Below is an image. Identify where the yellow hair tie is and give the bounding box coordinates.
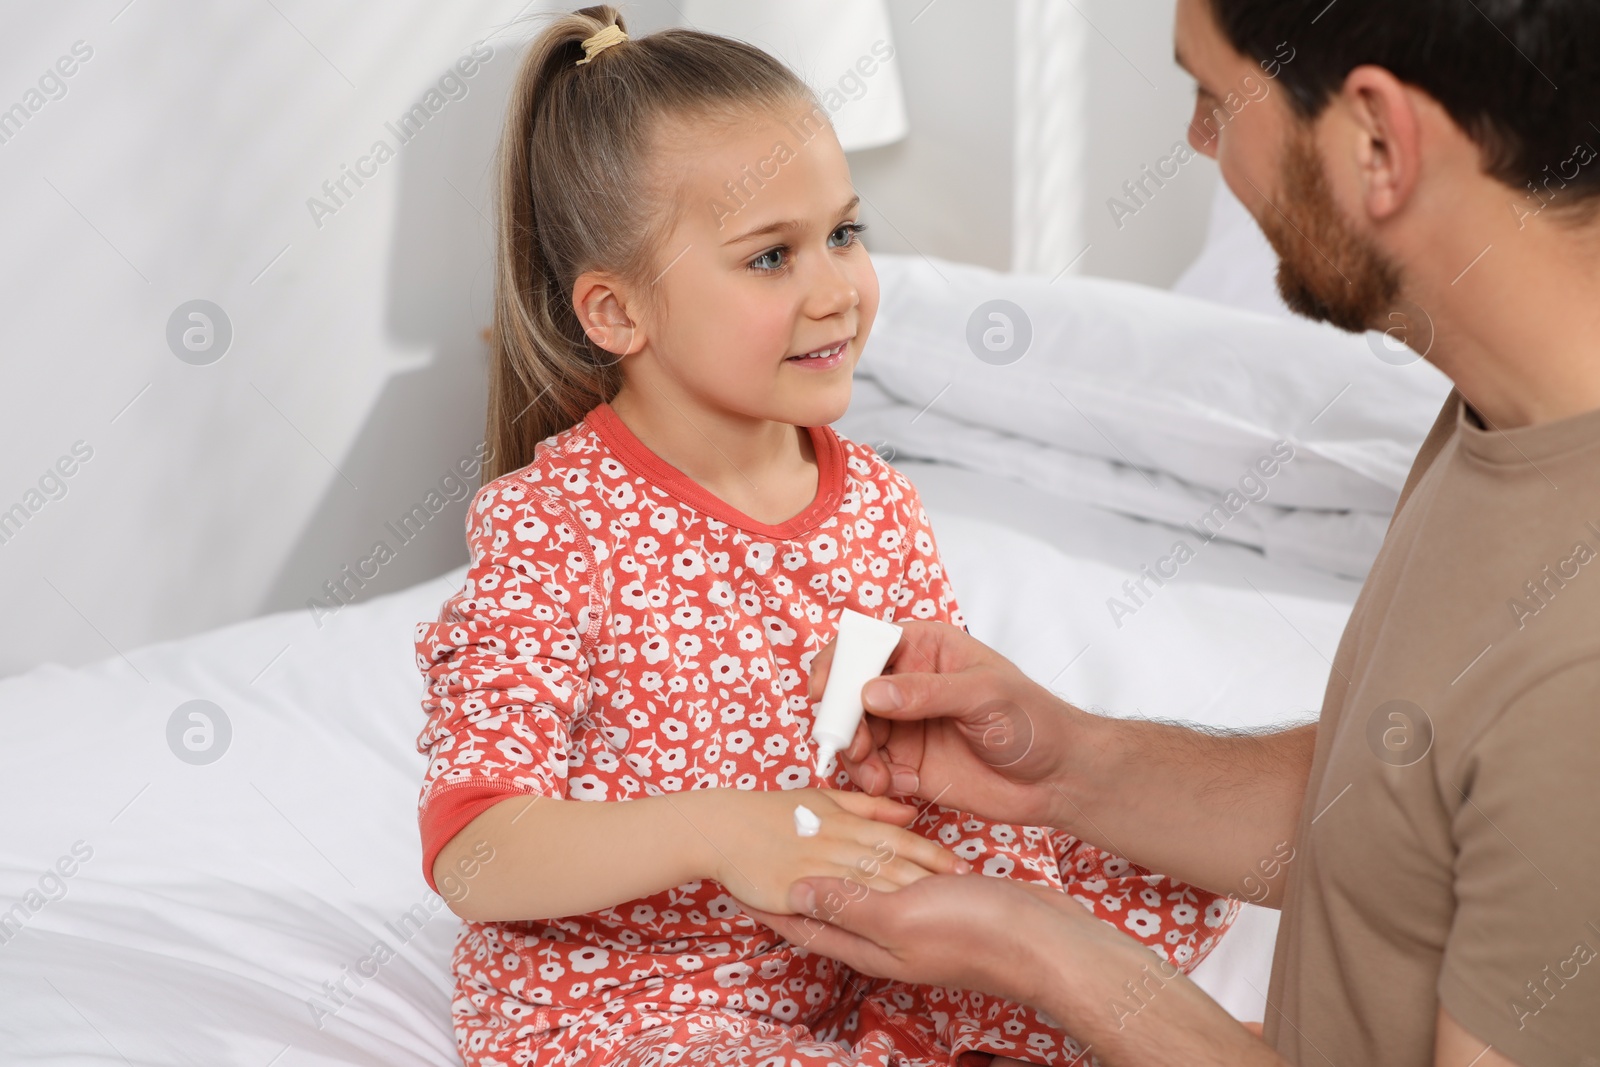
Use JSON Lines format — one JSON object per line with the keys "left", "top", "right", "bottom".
{"left": 575, "top": 24, "right": 627, "bottom": 65}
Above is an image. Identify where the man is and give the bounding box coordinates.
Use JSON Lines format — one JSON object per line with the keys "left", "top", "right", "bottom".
{"left": 753, "top": 0, "right": 1600, "bottom": 1063}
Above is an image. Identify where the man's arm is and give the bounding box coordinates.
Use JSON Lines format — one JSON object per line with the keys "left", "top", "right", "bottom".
{"left": 751, "top": 876, "right": 1526, "bottom": 1067}
{"left": 819, "top": 621, "right": 1315, "bottom": 904}
{"left": 1057, "top": 713, "right": 1316, "bottom": 906}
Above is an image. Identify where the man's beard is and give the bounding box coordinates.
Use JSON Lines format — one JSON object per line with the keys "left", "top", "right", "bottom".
{"left": 1257, "top": 126, "right": 1402, "bottom": 333}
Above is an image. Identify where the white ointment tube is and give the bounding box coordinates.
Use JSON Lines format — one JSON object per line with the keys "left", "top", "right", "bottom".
{"left": 810, "top": 608, "right": 903, "bottom": 779}
{"left": 793, "top": 803, "right": 821, "bottom": 837}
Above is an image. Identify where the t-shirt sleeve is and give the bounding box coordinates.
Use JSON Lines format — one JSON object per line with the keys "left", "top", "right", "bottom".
{"left": 1436, "top": 654, "right": 1600, "bottom": 1064}
{"left": 412, "top": 479, "right": 600, "bottom": 895}
{"left": 884, "top": 471, "right": 965, "bottom": 630}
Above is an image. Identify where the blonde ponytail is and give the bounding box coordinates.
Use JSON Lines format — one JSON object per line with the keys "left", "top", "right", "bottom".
{"left": 482, "top": 6, "right": 820, "bottom": 483}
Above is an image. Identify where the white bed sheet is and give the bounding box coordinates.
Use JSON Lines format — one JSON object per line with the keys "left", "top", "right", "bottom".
{"left": 0, "top": 463, "right": 1359, "bottom": 1064}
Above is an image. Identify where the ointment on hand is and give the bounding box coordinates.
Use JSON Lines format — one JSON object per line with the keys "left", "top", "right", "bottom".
{"left": 810, "top": 608, "right": 903, "bottom": 780}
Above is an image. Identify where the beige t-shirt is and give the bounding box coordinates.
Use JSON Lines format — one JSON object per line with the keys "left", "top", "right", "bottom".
{"left": 1267, "top": 391, "right": 1600, "bottom": 1066}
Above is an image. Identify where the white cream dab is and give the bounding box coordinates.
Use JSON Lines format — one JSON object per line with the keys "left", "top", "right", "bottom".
{"left": 793, "top": 803, "right": 822, "bottom": 837}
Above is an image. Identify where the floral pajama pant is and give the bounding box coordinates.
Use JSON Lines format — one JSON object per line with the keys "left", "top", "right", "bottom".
{"left": 601, "top": 973, "right": 1091, "bottom": 1066}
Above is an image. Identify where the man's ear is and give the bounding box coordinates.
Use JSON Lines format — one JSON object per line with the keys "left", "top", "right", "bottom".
{"left": 1339, "top": 64, "right": 1422, "bottom": 221}
{"left": 572, "top": 271, "right": 644, "bottom": 360}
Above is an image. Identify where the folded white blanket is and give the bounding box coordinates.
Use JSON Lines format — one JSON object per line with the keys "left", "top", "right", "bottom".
{"left": 837, "top": 377, "right": 1394, "bottom": 578}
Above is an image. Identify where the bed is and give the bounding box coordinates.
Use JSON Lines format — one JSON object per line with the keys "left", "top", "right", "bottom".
{"left": 0, "top": 212, "right": 1453, "bottom": 1060}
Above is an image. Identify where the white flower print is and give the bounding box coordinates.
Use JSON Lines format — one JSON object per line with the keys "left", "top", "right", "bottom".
{"left": 707, "top": 580, "right": 734, "bottom": 606}
{"left": 650, "top": 506, "right": 678, "bottom": 533}
{"left": 808, "top": 534, "right": 838, "bottom": 564}
{"left": 774, "top": 765, "right": 811, "bottom": 788}
{"left": 496, "top": 737, "right": 534, "bottom": 765}
{"left": 570, "top": 775, "right": 608, "bottom": 800}
{"left": 745, "top": 543, "right": 775, "bottom": 574}
{"left": 982, "top": 854, "right": 1016, "bottom": 878}
{"left": 672, "top": 551, "right": 705, "bottom": 580}
{"left": 1125, "top": 909, "right": 1162, "bottom": 938}
{"left": 710, "top": 655, "right": 743, "bottom": 683}
{"left": 569, "top": 947, "right": 610, "bottom": 974}
{"left": 736, "top": 626, "right": 763, "bottom": 651}
{"left": 713, "top": 962, "right": 753, "bottom": 988}
{"left": 762, "top": 617, "right": 796, "bottom": 646}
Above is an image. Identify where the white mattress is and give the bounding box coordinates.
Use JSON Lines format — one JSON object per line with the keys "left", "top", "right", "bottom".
{"left": 0, "top": 463, "right": 1359, "bottom": 1064}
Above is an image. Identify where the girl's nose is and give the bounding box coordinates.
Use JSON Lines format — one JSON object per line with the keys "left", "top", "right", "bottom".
{"left": 805, "top": 259, "right": 859, "bottom": 319}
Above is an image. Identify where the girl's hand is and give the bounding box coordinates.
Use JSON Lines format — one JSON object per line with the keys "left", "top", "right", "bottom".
{"left": 679, "top": 787, "right": 971, "bottom": 915}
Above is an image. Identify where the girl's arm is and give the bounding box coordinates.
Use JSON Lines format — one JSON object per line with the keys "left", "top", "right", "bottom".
{"left": 436, "top": 785, "right": 970, "bottom": 923}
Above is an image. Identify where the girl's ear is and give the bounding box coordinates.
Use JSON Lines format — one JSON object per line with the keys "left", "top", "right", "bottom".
{"left": 572, "top": 271, "right": 644, "bottom": 360}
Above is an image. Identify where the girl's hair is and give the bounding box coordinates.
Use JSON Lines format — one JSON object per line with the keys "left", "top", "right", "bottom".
{"left": 483, "top": 5, "right": 821, "bottom": 483}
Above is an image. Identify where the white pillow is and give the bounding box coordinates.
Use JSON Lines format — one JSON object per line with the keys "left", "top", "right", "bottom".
{"left": 862, "top": 254, "right": 1453, "bottom": 512}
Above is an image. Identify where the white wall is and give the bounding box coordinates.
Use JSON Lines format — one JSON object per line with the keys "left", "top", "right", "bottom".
{"left": 847, "top": 0, "right": 1216, "bottom": 285}
{"left": 0, "top": 0, "right": 1215, "bottom": 677}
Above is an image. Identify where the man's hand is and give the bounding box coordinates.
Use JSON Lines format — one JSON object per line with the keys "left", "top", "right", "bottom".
{"left": 750, "top": 875, "right": 1284, "bottom": 1067}
{"left": 813, "top": 619, "right": 1318, "bottom": 905}
{"left": 745, "top": 872, "right": 1070, "bottom": 1008}
{"left": 811, "top": 620, "right": 1083, "bottom": 827}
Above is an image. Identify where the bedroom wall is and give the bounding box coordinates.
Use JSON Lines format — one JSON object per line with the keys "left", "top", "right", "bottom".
{"left": 847, "top": 0, "right": 1217, "bottom": 285}
{"left": 0, "top": 0, "right": 1218, "bottom": 677}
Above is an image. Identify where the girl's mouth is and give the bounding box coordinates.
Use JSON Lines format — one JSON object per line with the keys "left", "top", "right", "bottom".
{"left": 786, "top": 340, "right": 850, "bottom": 370}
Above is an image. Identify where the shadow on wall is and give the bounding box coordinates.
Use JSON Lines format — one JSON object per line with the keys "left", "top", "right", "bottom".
{"left": 256, "top": 47, "right": 519, "bottom": 620}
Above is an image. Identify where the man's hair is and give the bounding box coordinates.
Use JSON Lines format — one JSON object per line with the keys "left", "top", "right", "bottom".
{"left": 1208, "top": 0, "right": 1600, "bottom": 205}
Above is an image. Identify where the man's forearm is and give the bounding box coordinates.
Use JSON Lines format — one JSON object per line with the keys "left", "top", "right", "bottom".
{"left": 1048, "top": 709, "right": 1315, "bottom": 906}
{"left": 1025, "top": 891, "right": 1285, "bottom": 1067}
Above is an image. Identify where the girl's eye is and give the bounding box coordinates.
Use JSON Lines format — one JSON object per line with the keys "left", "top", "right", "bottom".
{"left": 750, "top": 247, "right": 787, "bottom": 272}
{"left": 829, "top": 222, "right": 867, "bottom": 249}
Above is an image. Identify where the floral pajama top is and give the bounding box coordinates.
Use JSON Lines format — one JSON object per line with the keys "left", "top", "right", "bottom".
{"left": 413, "top": 403, "right": 1238, "bottom": 1067}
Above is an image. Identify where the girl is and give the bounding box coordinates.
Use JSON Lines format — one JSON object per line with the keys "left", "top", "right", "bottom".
{"left": 413, "top": 9, "right": 1238, "bottom": 1066}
